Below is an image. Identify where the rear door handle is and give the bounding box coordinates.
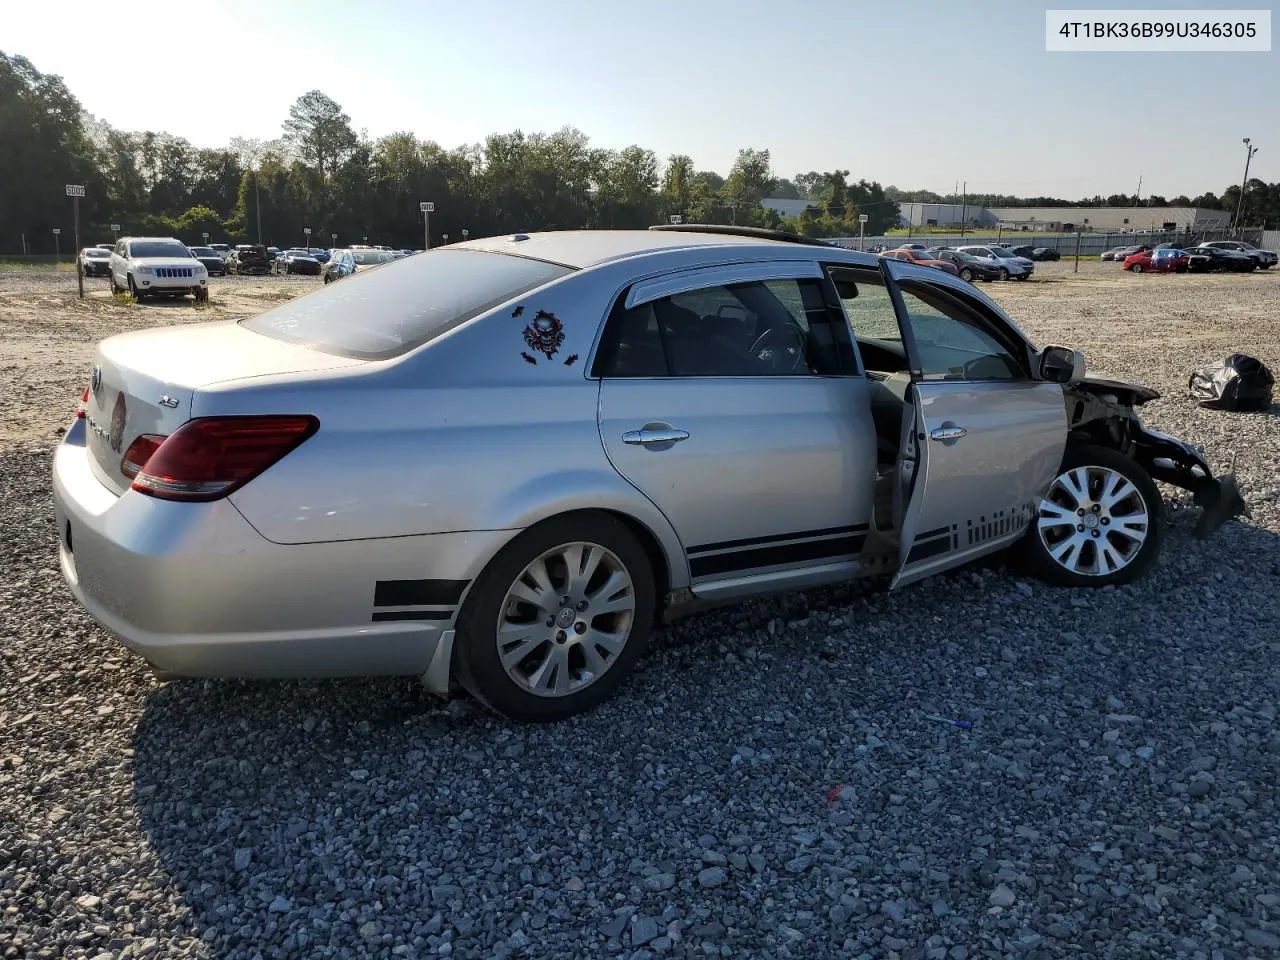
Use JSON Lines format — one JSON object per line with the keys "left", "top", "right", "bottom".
{"left": 930, "top": 425, "right": 967, "bottom": 442}
{"left": 623, "top": 427, "right": 690, "bottom": 445}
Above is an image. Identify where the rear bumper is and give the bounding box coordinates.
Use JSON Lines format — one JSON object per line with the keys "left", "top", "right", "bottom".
{"left": 51, "top": 419, "right": 503, "bottom": 688}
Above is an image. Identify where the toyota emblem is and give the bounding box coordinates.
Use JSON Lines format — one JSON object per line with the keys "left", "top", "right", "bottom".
{"left": 90, "top": 365, "right": 102, "bottom": 396}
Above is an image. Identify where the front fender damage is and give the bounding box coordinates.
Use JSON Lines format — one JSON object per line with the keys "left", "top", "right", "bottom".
{"left": 1063, "top": 380, "right": 1249, "bottom": 539}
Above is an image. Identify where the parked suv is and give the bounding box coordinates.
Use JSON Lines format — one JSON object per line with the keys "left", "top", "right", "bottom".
{"left": 955, "top": 245, "right": 1035, "bottom": 280}
{"left": 108, "top": 237, "right": 208, "bottom": 301}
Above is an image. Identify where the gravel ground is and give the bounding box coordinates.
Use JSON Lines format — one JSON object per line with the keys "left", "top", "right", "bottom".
{"left": 2, "top": 262, "right": 1279, "bottom": 960}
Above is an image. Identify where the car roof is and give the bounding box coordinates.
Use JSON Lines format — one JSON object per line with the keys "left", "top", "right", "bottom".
{"left": 452, "top": 229, "right": 802, "bottom": 269}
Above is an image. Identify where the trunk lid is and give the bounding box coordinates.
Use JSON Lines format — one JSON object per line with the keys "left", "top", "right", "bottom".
{"left": 84, "top": 319, "right": 363, "bottom": 494}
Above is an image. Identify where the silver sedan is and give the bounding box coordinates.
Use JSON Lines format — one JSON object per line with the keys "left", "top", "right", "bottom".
{"left": 52, "top": 226, "right": 1246, "bottom": 721}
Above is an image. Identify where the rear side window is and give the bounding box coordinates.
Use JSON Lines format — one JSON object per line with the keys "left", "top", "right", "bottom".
{"left": 241, "top": 249, "right": 573, "bottom": 360}
{"left": 594, "top": 277, "right": 856, "bottom": 378}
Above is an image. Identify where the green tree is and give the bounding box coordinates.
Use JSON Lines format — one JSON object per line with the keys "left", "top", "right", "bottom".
{"left": 282, "top": 91, "right": 358, "bottom": 188}
{"left": 661, "top": 154, "right": 695, "bottom": 220}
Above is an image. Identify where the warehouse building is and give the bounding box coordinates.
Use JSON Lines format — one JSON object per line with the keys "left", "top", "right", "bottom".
{"left": 985, "top": 206, "right": 1232, "bottom": 233}
{"left": 898, "top": 202, "right": 996, "bottom": 229}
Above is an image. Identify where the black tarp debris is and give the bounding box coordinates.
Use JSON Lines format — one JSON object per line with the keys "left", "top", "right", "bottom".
{"left": 1188, "top": 354, "right": 1274, "bottom": 412}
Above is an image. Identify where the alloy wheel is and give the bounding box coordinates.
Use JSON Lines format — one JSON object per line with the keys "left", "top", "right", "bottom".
{"left": 495, "top": 541, "right": 637, "bottom": 698}
{"left": 1036, "top": 465, "right": 1150, "bottom": 577}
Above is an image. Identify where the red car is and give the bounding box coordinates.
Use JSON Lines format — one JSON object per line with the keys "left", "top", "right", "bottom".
{"left": 881, "top": 247, "right": 960, "bottom": 277}
{"left": 1122, "top": 248, "right": 1189, "bottom": 273}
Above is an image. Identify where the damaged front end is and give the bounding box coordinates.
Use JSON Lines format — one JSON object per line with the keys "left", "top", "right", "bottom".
{"left": 1063, "top": 377, "right": 1250, "bottom": 539}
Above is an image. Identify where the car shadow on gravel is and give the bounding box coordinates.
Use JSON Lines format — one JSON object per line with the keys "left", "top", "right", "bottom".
{"left": 128, "top": 517, "right": 1280, "bottom": 956}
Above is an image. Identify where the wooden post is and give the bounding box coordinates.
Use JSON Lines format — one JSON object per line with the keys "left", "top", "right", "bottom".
{"left": 1074, "top": 230, "right": 1082, "bottom": 273}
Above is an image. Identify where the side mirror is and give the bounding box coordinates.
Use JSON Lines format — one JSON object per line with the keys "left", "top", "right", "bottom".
{"left": 1039, "top": 345, "right": 1085, "bottom": 384}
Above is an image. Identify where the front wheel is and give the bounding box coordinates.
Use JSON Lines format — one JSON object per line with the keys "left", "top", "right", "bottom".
{"left": 1021, "top": 444, "right": 1164, "bottom": 588}
{"left": 452, "top": 512, "right": 656, "bottom": 722}
{"left": 998, "top": 268, "right": 1010, "bottom": 281}
{"left": 1130, "top": 263, "right": 1143, "bottom": 273}
{"left": 959, "top": 268, "right": 973, "bottom": 282}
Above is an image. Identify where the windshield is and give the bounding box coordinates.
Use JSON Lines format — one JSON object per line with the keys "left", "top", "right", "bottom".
{"left": 353, "top": 250, "right": 397, "bottom": 265}
{"left": 129, "top": 240, "right": 189, "bottom": 258}
{"left": 991, "top": 247, "right": 1019, "bottom": 258}
{"left": 84, "top": 249, "right": 110, "bottom": 258}
{"left": 241, "top": 249, "right": 574, "bottom": 360}
{"left": 189, "top": 247, "right": 215, "bottom": 256}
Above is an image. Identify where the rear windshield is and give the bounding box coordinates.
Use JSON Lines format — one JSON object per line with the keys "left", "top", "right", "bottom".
{"left": 240, "top": 248, "right": 574, "bottom": 360}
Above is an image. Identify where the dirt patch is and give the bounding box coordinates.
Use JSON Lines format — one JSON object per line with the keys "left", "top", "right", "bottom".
{"left": 0, "top": 272, "right": 316, "bottom": 444}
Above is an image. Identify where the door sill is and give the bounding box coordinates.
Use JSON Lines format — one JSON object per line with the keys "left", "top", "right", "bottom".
{"left": 690, "top": 559, "right": 863, "bottom": 603}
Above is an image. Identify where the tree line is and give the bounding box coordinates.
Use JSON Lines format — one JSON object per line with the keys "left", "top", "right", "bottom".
{"left": 4, "top": 51, "right": 1278, "bottom": 256}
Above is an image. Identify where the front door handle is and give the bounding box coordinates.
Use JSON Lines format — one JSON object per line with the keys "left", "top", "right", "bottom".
{"left": 623, "top": 426, "right": 690, "bottom": 445}
{"left": 930, "top": 425, "right": 967, "bottom": 442}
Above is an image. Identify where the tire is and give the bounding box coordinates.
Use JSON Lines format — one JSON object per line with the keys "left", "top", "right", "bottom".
{"left": 1021, "top": 444, "right": 1164, "bottom": 589}
{"left": 998, "top": 268, "right": 1009, "bottom": 281}
{"left": 452, "top": 512, "right": 656, "bottom": 722}
{"left": 959, "top": 268, "right": 973, "bottom": 282}
{"left": 1130, "top": 263, "right": 1143, "bottom": 273}
{"left": 109, "top": 273, "right": 121, "bottom": 295}
{"left": 1016, "top": 273, "right": 1030, "bottom": 281}
{"left": 127, "top": 275, "right": 143, "bottom": 301}
{"left": 194, "top": 287, "right": 208, "bottom": 303}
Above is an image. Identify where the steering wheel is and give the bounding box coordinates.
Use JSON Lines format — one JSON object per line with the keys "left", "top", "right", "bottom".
{"left": 748, "top": 324, "right": 807, "bottom": 373}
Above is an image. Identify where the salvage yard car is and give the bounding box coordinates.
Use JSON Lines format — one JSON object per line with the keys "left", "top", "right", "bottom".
{"left": 108, "top": 236, "right": 209, "bottom": 302}
{"left": 80, "top": 247, "right": 112, "bottom": 277}
{"left": 1123, "top": 248, "right": 1189, "bottom": 273}
{"left": 225, "top": 244, "right": 272, "bottom": 276}
{"left": 955, "top": 244, "right": 1035, "bottom": 280}
{"left": 52, "top": 225, "right": 1247, "bottom": 722}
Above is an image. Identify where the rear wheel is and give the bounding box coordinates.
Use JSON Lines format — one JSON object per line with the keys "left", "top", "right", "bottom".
{"left": 1021, "top": 444, "right": 1163, "bottom": 588}
{"left": 452, "top": 512, "right": 655, "bottom": 722}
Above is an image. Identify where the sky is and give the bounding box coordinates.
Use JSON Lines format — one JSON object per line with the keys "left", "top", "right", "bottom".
{"left": 5, "top": 0, "right": 1278, "bottom": 199}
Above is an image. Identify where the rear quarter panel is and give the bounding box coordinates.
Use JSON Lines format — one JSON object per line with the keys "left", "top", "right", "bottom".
{"left": 219, "top": 260, "right": 694, "bottom": 584}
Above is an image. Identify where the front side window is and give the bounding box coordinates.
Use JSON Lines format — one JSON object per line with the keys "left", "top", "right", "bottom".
{"left": 897, "top": 282, "right": 1025, "bottom": 381}
{"left": 596, "top": 277, "right": 855, "bottom": 378}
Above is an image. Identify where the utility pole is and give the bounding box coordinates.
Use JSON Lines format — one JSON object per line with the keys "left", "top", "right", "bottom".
{"left": 1233, "top": 138, "right": 1258, "bottom": 234}
{"left": 959, "top": 182, "right": 967, "bottom": 238}
{"left": 255, "top": 169, "right": 263, "bottom": 245}
{"left": 1133, "top": 175, "right": 1142, "bottom": 206}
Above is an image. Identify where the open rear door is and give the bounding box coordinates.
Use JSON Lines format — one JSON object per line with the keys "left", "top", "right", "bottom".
{"left": 876, "top": 258, "right": 1067, "bottom": 590}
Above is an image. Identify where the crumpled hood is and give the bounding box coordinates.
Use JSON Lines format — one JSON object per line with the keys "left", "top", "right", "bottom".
{"left": 1075, "top": 374, "right": 1160, "bottom": 405}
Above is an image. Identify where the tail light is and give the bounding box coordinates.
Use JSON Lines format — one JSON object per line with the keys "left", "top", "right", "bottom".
{"left": 76, "top": 387, "right": 89, "bottom": 419}
{"left": 127, "top": 415, "right": 319, "bottom": 502}
{"left": 120, "top": 434, "right": 165, "bottom": 480}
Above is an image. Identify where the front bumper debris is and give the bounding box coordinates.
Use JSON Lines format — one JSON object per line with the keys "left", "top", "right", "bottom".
{"left": 1132, "top": 425, "right": 1250, "bottom": 538}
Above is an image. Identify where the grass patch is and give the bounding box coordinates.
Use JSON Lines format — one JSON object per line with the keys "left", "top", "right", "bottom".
{"left": 0, "top": 259, "right": 77, "bottom": 272}
{"left": 111, "top": 291, "right": 137, "bottom": 306}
